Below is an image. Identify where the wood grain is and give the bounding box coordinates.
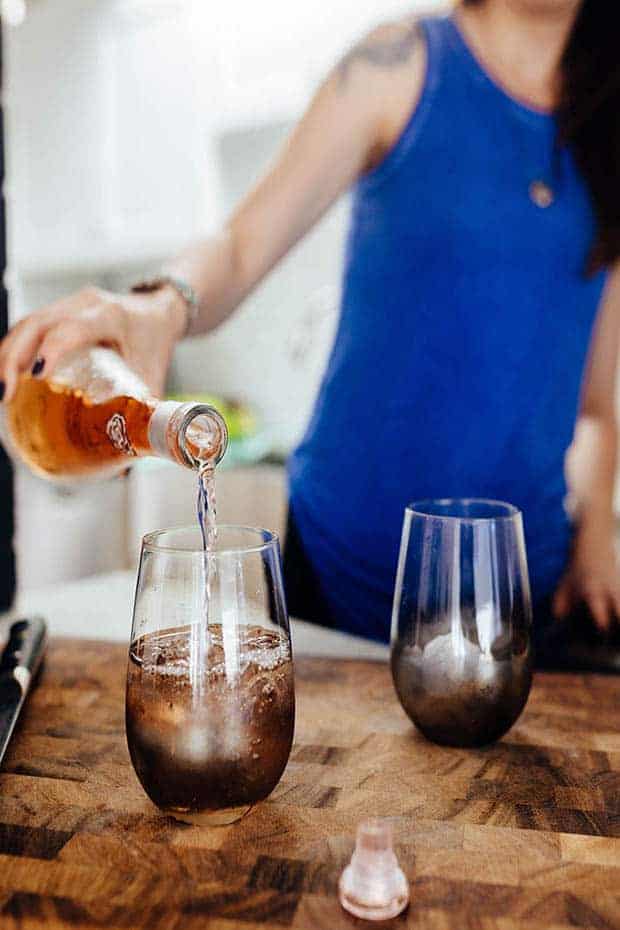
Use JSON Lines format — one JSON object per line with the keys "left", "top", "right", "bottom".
{"left": 1, "top": 639, "right": 619, "bottom": 929}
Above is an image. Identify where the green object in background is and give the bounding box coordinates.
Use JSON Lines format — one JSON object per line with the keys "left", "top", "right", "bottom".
{"left": 167, "top": 392, "right": 258, "bottom": 441}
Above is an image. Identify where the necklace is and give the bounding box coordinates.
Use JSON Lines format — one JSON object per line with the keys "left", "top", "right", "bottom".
{"left": 529, "top": 178, "right": 555, "bottom": 209}
{"left": 526, "top": 125, "right": 561, "bottom": 209}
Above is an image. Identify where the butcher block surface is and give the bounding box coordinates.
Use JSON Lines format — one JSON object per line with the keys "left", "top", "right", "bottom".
{"left": 0, "top": 638, "right": 619, "bottom": 929}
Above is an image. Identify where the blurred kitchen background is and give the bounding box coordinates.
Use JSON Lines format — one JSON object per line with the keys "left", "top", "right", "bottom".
{"left": 4, "top": 0, "right": 448, "bottom": 592}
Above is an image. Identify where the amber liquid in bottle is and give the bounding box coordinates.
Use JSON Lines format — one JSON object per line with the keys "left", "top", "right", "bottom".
{"left": 6, "top": 376, "right": 156, "bottom": 479}
{"left": 3, "top": 348, "right": 228, "bottom": 480}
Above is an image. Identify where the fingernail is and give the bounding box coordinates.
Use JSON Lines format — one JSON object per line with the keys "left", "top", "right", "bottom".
{"left": 0, "top": 382, "right": 5, "bottom": 402}
{"left": 31, "top": 358, "right": 45, "bottom": 377}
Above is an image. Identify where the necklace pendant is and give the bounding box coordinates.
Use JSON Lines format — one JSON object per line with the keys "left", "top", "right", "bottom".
{"left": 529, "top": 179, "right": 554, "bottom": 208}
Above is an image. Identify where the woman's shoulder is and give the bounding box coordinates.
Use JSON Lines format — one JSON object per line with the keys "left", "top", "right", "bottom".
{"left": 337, "top": 14, "right": 430, "bottom": 171}
{"left": 337, "top": 13, "right": 426, "bottom": 85}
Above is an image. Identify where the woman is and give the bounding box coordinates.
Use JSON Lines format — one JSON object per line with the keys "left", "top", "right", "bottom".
{"left": 1, "top": 0, "right": 618, "bottom": 657}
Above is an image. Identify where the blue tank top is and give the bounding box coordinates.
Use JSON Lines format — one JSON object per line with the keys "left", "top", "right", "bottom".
{"left": 288, "top": 14, "right": 608, "bottom": 641}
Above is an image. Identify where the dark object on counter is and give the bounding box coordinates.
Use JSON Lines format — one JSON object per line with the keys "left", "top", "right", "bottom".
{"left": 566, "top": 613, "right": 620, "bottom": 673}
{"left": 0, "top": 617, "right": 47, "bottom": 766}
{"left": 534, "top": 600, "right": 620, "bottom": 674}
{"left": 0, "top": 21, "right": 15, "bottom": 612}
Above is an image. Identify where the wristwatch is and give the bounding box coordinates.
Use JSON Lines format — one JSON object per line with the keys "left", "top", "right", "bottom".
{"left": 130, "top": 275, "right": 200, "bottom": 338}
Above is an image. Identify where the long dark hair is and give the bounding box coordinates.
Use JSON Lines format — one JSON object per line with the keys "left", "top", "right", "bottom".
{"left": 463, "top": 0, "right": 620, "bottom": 273}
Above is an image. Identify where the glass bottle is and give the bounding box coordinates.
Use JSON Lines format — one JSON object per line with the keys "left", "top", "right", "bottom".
{"left": 1, "top": 347, "right": 228, "bottom": 480}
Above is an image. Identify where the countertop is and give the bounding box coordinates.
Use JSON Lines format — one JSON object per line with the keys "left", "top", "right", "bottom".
{"left": 1, "top": 639, "right": 620, "bottom": 928}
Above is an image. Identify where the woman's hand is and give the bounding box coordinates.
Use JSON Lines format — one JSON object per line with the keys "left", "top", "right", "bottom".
{"left": 0, "top": 284, "right": 187, "bottom": 402}
{"left": 553, "top": 523, "right": 620, "bottom": 632}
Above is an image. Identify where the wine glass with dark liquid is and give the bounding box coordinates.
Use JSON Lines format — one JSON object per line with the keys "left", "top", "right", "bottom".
{"left": 390, "top": 500, "right": 532, "bottom": 747}
{"left": 126, "top": 526, "right": 295, "bottom": 825}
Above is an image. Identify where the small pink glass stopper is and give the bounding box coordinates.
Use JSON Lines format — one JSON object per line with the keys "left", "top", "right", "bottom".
{"left": 339, "top": 819, "right": 409, "bottom": 921}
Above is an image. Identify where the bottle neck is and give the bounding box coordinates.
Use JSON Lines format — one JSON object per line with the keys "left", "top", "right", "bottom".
{"left": 148, "top": 401, "right": 228, "bottom": 469}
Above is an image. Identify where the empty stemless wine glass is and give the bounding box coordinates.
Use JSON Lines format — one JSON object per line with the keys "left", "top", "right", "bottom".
{"left": 390, "top": 500, "right": 532, "bottom": 747}
{"left": 126, "top": 525, "right": 295, "bottom": 826}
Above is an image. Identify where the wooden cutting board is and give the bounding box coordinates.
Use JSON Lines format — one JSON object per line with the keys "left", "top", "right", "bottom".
{"left": 0, "top": 638, "right": 619, "bottom": 929}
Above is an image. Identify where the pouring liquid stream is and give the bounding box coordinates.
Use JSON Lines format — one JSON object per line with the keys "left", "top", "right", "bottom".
{"left": 197, "top": 461, "right": 218, "bottom": 553}
{"left": 191, "top": 462, "right": 218, "bottom": 697}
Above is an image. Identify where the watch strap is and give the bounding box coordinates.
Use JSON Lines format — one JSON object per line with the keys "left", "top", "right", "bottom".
{"left": 130, "top": 275, "right": 200, "bottom": 337}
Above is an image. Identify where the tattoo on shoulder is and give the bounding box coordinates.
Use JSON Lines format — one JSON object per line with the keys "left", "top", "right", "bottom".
{"left": 338, "top": 20, "right": 421, "bottom": 84}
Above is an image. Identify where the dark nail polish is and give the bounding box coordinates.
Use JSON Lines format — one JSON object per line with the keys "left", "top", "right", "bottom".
{"left": 0, "top": 382, "right": 5, "bottom": 402}
{"left": 31, "top": 358, "right": 45, "bottom": 377}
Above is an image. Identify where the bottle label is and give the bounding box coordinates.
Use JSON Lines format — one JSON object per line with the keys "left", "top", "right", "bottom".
{"left": 106, "top": 413, "right": 136, "bottom": 457}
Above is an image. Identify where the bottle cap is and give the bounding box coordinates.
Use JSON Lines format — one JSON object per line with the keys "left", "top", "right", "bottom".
{"left": 149, "top": 401, "right": 228, "bottom": 469}
{"left": 339, "top": 819, "right": 409, "bottom": 921}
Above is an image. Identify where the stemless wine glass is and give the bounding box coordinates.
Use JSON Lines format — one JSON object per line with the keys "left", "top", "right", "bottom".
{"left": 126, "top": 525, "right": 295, "bottom": 826}
{"left": 390, "top": 500, "right": 532, "bottom": 747}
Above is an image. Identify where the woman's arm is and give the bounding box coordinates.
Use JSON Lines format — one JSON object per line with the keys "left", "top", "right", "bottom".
{"left": 165, "top": 18, "right": 425, "bottom": 335}
{"left": 0, "top": 19, "right": 425, "bottom": 399}
{"left": 555, "top": 264, "right": 620, "bottom": 629}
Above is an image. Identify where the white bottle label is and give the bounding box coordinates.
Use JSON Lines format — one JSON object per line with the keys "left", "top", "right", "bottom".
{"left": 106, "top": 413, "right": 136, "bottom": 457}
